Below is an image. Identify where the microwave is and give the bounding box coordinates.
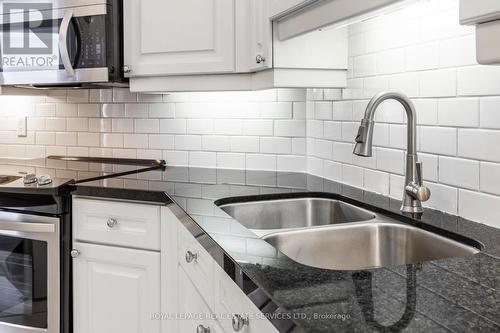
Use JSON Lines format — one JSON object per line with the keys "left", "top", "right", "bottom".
{"left": 0, "top": 0, "right": 126, "bottom": 89}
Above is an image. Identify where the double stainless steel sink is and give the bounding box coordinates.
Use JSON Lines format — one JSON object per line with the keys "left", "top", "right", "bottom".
{"left": 217, "top": 196, "right": 481, "bottom": 270}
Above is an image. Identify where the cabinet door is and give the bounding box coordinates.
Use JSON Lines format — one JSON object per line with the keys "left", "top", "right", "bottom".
{"left": 73, "top": 242, "right": 161, "bottom": 333}
{"left": 124, "top": 0, "right": 235, "bottom": 76}
{"left": 178, "top": 267, "right": 225, "bottom": 333}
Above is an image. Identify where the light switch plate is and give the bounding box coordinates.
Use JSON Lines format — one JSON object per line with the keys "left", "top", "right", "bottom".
{"left": 17, "top": 116, "right": 27, "bottom": 137}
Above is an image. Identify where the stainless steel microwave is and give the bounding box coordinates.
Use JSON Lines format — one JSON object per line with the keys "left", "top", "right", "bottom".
{"left": 0, "top": 0, "right": 126, "bottom": 89}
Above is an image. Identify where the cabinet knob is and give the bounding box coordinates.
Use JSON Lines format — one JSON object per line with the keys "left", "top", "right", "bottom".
{"left": 197, "top": 324, "right": 210, "bottom": 333}
{"left": 232, "top": 314, "right": 249, "bottom": 331}
{"left": 106, "top": 218, "right": 118, "bottom": 228}
{"left": 122, "top": 65, "right": 132, "bottom": 74}
{"left": 255, "top": 54, "right": 266, "bottom": 64}
{"left": 70, "top": 249, "right": 80, "bottom": 258}
{"left": 185, "top": 250, "right": 198, "bottom": 263}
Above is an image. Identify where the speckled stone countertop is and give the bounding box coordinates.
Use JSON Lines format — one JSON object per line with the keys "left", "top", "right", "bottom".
{"left": 74, "top": 167, "right": 500, "bottom": 333}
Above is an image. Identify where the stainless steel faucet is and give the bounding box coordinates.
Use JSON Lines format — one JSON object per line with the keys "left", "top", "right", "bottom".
{"left": 353, "top": 91, "right": 431, "bottom": 214}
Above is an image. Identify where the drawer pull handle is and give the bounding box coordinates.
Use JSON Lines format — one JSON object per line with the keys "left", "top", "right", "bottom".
{"left": 106, "top": 218, "right": 118, "bottom": 228}
{"left": 197, "top": 324, "right": 210, "bottom": 333}
{"left": 70, "top": 249, "right": 80, "bottom": 258}
{"left": 185, "top": 251, "right": 198, "bottom": 263}
{"left": 232, "top": 314, "right": 249, "bottom": 331}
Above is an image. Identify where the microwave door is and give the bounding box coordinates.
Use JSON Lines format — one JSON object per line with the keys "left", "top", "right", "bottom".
{"left": 0, "top": 4, "right": 109, "bottom": 86}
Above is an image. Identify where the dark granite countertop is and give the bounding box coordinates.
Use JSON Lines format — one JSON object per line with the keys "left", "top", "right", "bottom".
{"left": 74, "top": 167, "right": 500, "bottom": 333}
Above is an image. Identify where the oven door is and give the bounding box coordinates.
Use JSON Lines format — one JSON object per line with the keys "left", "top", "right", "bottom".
{"left": 0, "top": 212, "right": 59, "bottom": 333}
{"left": 0, "top": 3, "right": 110, "bottom": 85}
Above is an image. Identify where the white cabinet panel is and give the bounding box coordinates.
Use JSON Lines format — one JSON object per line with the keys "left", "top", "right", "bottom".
{"left": 124, "top": 0, "right": 235, "bottom": 76}
{"left": 73, "top": 197, "right": 161, "bottom": 251}
{"left": 178, "top": 267, "right": 225, "bottom": 333}
{"left": 460, "top": 0, "right": 500, "bottom": 25}
{"left": 73, "top": 242, "right": 161, "bottom": 333}
{"left": 215, "top": 264, "right": 279, "bottom": 333}
{"left": 178, "top": 223, "right": 215, "bottom": 310}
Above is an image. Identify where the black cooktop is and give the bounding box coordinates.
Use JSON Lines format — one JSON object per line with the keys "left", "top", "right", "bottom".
{"left": 0, "top": 156, "right": 166, "bottom": 215}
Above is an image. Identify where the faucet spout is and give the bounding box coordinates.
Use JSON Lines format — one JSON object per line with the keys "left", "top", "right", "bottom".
{"left": 352, "top": 91, "right": 430, "bottom": 214}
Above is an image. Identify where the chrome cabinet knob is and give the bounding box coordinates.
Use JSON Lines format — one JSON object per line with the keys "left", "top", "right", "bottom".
{"left": 185, "top": 250, "right": 198, "bottom": 263}
{"left": 255, "top": 54, "right": 266, "bottom": 64}
{"left": 122, "top": 65, "right": 132, "bottom": 74}
{"left": 232, "top": 314, "right": 249, "bottom": 331}
{"left": 106, "top": 218, "right": 118, "bottom": 228}
{"left": 70, "top": 249, "right": 80, "bottom": 258}
{"left": 197, "top": 324, "right": 210, "bottom": 333}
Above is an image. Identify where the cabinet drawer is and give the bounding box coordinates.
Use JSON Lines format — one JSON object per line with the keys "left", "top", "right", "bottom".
{"left": 73, "top": 197, "right": 161, "bottom": 251}
{"left": 178, "top": 267, "right": 224, "bottom": 333}
{"left": 178, "top": 223, "right": 215, "bottom": 310}
{"left": 215, "top": 265, "right": 279, "bottom": 333}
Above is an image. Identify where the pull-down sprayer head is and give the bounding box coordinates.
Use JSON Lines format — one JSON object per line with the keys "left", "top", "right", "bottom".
{"left": 353, "top": 118, "right": 375, "bottom": 157}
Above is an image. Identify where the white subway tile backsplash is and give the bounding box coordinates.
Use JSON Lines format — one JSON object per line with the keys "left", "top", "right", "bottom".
{"left": 149, "top": 135, "right": 175, "bottom": 150}
{"left": 376, "top": 148, "right": 405, "bottom": 175}
{"left": 405, "top": 42, "right": 439, "bottom": 71}
{"left": 242, "top": 120, "right": 273, "bottom": 136}
{"left": 160, "top": 119, "right": 186, "bottom": 134}
{"left": 438, "top": 98, "right": 479, "bottom": 127}
{"left": 217, "top": 153, "right": 246, "bottom": 169}
{"left": 420, "top": 69, "right": 457, "bottom": 97}
{"left": 277, "top": 155, "right": 306, "bottom": 172}
{"left": 458, "top": 129, "right": 500, "bottom": 162}
{"left": 149, "top": 103, "right": 175, "bottom": 118}
{"left": 420, "top": 126, "right": 456, "bottom": 155}
{"left": 438, "top": 156, "right": 479, "bottom": 190}
{"left": 0, "top": 0, "right": 497, "bottom": 231}
{"left": 424, "top": 182, "right": 458, "bottom": 214}
{"left": 314, "top": 102, "right": 333, "bottom": 120}
{"left": 458, "top": 66, "right": 500, "bottom": 96}
{"left": 175, "top": 135, "right": 201, "bottom": 151}
{"left": 260, "top": 137, "right": 291, "bottom": 154}
{"left": 342, "top": 164, "right": 363, "bottom": 187}
{"left": 201, "top": 136, "right": 230, "bottom": 152}
{"left": 364, "top": 169, "right": 390, "bottom": 195}
{"left": 135, "top": 119, "right": 159, "bottom": 133}
{"left": 275, "top": 120, "right": 305, "bottom": 137}
{"left": 246, "top": 154, "right": 276, "bottom": 171}
{"left": 459, "top": 190, "right": 500, "bottom": 228}
{"left": 230, "top": 137, "right": 259, "bottom": 153}
{"left": 480, "top": 97, "right": 500, "bottom": 129}
{"left": 189, "top": 152, "right": 216, "bottom": 168}
{"left": 112, "top": 119, "right": 134, "bottom": 133}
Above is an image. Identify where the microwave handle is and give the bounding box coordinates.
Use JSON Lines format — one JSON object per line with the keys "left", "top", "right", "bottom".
{"left": 0, "top": 221, "right": 55, "bottom": 233}
{"left": 59, "top": 10, "right": 75, "bottom": 77}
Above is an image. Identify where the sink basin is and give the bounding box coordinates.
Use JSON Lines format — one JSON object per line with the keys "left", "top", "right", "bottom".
{"left": 218, "top": 197, "right": 376, "bottom": 231}
{"left": 263, "top": 222, "right": 480, "bottom": 270}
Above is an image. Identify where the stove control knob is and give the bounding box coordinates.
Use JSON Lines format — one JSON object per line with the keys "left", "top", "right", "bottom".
{"left": 23, "top": 173, "right": 38, "bottom": 184}
{"left": 38, "top": 175, "right": 53, "bottom": 186}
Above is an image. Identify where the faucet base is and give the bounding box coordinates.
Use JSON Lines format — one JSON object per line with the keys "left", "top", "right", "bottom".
{"left": 400, "top": 194, "right": 424, "bottom": 214}
{"left": 400, "top": 204, "right": 424, "bottom": 214}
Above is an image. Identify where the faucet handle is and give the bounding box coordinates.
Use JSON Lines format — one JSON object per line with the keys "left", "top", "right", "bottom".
{"left": 416, "top": 161, "right": 423, "bottom": 185}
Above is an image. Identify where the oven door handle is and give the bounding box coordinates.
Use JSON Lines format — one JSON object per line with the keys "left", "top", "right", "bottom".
{"left": 0, "top": 221, "right": 55, "bottom": 233}
{"left": 59, "top": 10, "right": 75, "bottom": 77}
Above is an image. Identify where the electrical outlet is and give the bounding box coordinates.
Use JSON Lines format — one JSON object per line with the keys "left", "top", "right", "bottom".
{"left": 17, "top": 116, "right": 27, "bottom": 137}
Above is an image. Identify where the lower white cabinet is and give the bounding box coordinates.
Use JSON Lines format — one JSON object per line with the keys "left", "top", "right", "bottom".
{"left": 178, "top": 266, "right": 225, "bottom": 333}
{"left": 72, "top": 197, "right": 278, "bottom": 333}
{"left": 72, "top": 242, "right": 161, "bottom": 333}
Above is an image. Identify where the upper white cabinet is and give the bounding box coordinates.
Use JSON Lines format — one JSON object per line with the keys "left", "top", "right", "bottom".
{"left": 124, "top": 0, "right": 348, "bottom": 92}
{"left": 124, "top": 0, "right": 235, "bottom": 76}
{"left": 272, "top": 0, "right": 404, "bottom": 40}
{"left": 460, "top": 0, "right": 500, "bottom": 65}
